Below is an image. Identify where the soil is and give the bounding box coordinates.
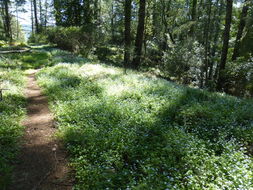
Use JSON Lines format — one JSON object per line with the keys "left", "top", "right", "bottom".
{"left": 8, "top": 70, "right": 73, "bottom": 190}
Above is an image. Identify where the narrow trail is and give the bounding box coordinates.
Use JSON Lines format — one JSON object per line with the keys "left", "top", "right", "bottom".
{"left": 9, "top": 70, "right": 73, "bottom": 190}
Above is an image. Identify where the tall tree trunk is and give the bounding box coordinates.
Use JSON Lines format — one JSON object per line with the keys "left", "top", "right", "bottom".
{"left": 232, "top": 0, "right": 249, "bottom": 61}
{"left": 160, "top": 0, "right": 174, "bottom": 50}
{"left": 44, "top": 0, "right": 48, "bottom": 29}
{"left": 209, "top": 0, "right": 222, "bottom": 80}
{"left": 4, "top": 0, "right": 12, "bottom": 41}
{"left": 216, "top": 0, "right": 233, "bottom": 91}
{"left": 111, "top": 3, "right": 115, "bottom": 40}
{"left": 191, "top": 0, "right": 197, "bottom": 20}
{"left": 16, "top": 3, "right": 19, "bottom": 39}
{"left": 124, "top": 0, "right": 132, "bottom": 69}
{"left": 33, "top": 0, "right": 40, "bottom": 33}
{"left": 39, "top": 0, "right": 42, "bottom": 26}
{"left": 203, "top": 0, "right": 212, "bottom": 86}
{"left": 190, "top": 0, "right": 197, "bottom": 36}
{"left": 31, "top": 0, "right": 34, "bottom": 34}
{"left": 131, "top": 0, "right": 146, "bottom": 69}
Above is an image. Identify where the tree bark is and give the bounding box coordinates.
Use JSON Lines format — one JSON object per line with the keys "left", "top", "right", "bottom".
{"left": 189, "top": 0, "right": 197, "bottom": 36}
{"left": 44, "top": 0, "right": 48, "bottom": 28}
{"left": 160, "top": 0, "right": 174, "bottom": 49}
{"left": 191, "top": 0, "right": 197, "bottom": 20}
{"left": 16, "top": 3, "right": 19, "bottom": 39}
{"left": 111, "top": 3, "right": 115, "bottom": 40}
{"left": 216, "top": 0, "right": 233, "bottom": 91}
{"left": 232, "top": 0, "right": 249, "bottom": 61}
{"left": 31, "top": 0, "right": 34, "bottom": 34}
{"left": 124, "top": 0, "right": 132, "bottom": 69}
{"left": 39, "top": 0, "right": 42, "bottom": 25}
{"left": 203, "top": 0, "right": 212, "bottom": 86}
{"left": 131, "top": 0, "right": 146, "bottom": 69}
{"left": 209, "top": 0, "right": 222, "bottom": 80}
{"left": 33, "top": 0, "right": 40, "bottom": 33}
{"left": 4, "top": 0, "right": 12, "bottom": 41}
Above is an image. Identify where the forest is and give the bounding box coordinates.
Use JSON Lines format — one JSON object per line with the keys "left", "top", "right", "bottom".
{"left": 0, "top": 0, "right": 253, "bottom": 189}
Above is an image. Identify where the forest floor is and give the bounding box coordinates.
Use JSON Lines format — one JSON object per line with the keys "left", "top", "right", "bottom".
{"left": 8, "top": 70, "right": 73, "bottom": 190}
{"left": 1, "top": 46, "right": 252, "bottom": 189}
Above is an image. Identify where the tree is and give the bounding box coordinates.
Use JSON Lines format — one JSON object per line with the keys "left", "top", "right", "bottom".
{"left": 3, "top": 0, "right": 12, "bottom": 41}
{"left": 124, "top": 0, "right": 132, "bottom": 69}
{"left": 217, "top": 0, "right": 233, "bottom": 91}
{"left": 131, "top": 0, "right": 146, "bottom": 69}
{"left": 189, "top": 0, "right": 197, "bottom": 35}
{"left": 33, "top": 0, "right": 40, "bottom": 33}
{"left": 83, "top": 0, "right": 91, "bottom": 25}
{"left": 209, "top": 0, "right": 223, "bottom": 81}
{"left": 232, "top": 0, "right": 249, "bottom": 61}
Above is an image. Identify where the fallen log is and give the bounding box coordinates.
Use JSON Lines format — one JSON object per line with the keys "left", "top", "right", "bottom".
{"left": 0, "top": 49, "right": 31, "bottom": 54}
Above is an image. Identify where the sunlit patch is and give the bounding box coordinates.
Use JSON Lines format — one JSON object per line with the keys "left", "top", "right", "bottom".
{"left": 36, "top": 57, "right": 253, "bottom": 190}
{"left": 106, "top": 84, "right": 133, "bottom": 96}
{"left": 79, "top": 64, "right": 119, "bottom": 78}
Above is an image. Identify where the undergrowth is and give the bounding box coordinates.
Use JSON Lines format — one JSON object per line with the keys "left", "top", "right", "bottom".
{"left": 0, "top": 68, "right": 26, "bottom": 189}
{"left": 37, "top": 63, "right": 253, "bottom": 189}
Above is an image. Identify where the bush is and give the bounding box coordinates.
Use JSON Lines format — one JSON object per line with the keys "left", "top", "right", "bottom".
{"left": 95, "top": 46, "right": 124, "bottom": 66}
{"left": 28, "top": 33, "right": 48, "bottom": 44}
{"left": 162, "top": 39, "right": 205, "bottom": 85}
{"left": 0, "top": 40, "right": 7, "bottom": 47}
{"left": 224, "top": 57, "right": 253, "bottom": 97}
{"left": 47, "top": 27, "right": 93, "bottom": 57}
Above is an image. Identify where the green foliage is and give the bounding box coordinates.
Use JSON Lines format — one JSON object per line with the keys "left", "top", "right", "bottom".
{"left": 0, "top": 68, "right": 26, "bottom": 189}
{"left": 0, "top": 50, "right": 52, "bottom": 70}
{"left": 0, "top": 41, "right": 7, "bottom": 47}
{"left": 224, "top": 58, "right": 253, "bottom": 97}
{"left": 162, "top": 40, "right": 204, "bottom": 85}
{"left": 37, "top": 62, "right": 253, "bottom": 189}
{"left": 46, "top": 27, "right": 93, "bottom": 57}
{"left": 95, "top": 46, "right": 124, "bottom": 66}
{"left": 28, "top": 33, "right": 49, "bottom": 45}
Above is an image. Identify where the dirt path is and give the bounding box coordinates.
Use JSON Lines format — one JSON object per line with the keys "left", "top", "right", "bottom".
{"left": 9, "top": 70, "right": 73, "bottom": 190}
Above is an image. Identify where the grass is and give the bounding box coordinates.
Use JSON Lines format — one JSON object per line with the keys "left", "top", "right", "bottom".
{"left": 36, "top": 62, "right": 253, "bottom": 189}
{"left": 0, "top": 68, "right": 26, "bottom": 189}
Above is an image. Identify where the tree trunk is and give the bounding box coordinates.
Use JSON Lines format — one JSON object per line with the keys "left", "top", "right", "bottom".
{"left": 203, "top": 0, "right": 212, "bottom": 86}
{"left": 189, "top": 0, "right": 197, "bottom": 36}
{"left": 44, "top": 0, "right": 48, "bottom": 29}
{"left": 216, "top": 0, "right": 233, "bottom": 91}
{"left": 4, "top": 0, "right": 12, "bottom": 41}
{"left": 131, "top": 0, "right": 146, "bottom": 69}
{"left": 31, "top": 0, "right": 34, "bottom": 34}
{"left": 232, "top": 0, "right": 249, "bottom": 61}
{"left": 161, "top": 0, "right": 174, "bottom": 50}
{"left": 124, "top": 0, "right": 132, "bottom": 69}
{"left": 33, "top": 0, "right": 40, "bottom": 33}
{"left": 39, "top": 0, "right": 42, "bottom": 25}
{"left": 111, "top": 3, "right": 115, "bottom": 40}
{"left": 191, "top": 0, "right": 197, "bottom": 20}
{"left": 209, "top": 0, "right": 222, "bottom": 80}
{"left": 16, "top": 3, "right": 19, "bottom": 39}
